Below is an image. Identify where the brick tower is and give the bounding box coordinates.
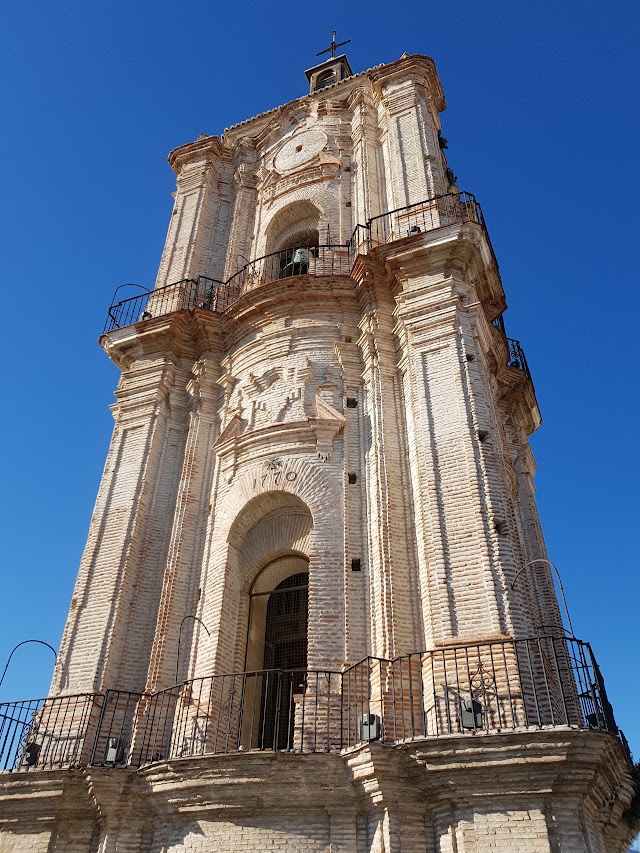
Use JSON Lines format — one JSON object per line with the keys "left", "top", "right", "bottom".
{"left": 0, "top": 50, "right": 633, "bottom": 853}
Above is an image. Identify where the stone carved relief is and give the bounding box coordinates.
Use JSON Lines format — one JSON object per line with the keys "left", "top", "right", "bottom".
{"left": 257, "top": 122, "right": 343, "bottom": 202}
{"left": 259, "top": 163, "right": 341, "bottom": 202}
{"left": 214, "top": 355, "right": 346, "bottom": 464}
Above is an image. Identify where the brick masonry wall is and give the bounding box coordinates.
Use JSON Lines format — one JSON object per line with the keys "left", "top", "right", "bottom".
{"left": 0, "top": 732, "right": 632, "bottom": 852}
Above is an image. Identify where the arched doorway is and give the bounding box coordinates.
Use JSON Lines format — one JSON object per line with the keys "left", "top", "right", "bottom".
{"left": 246, "top": 556, "right": 309, "bottom": 749}
{"left": 263, "top": 571, "right": 309, "bottom": 671}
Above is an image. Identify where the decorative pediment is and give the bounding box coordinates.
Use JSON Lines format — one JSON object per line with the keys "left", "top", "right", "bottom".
{"left": 212, "top": 414, "right": 243, "bottom": 449}
{"left": 309, "top": 395, "right": 346, "bottom": 462}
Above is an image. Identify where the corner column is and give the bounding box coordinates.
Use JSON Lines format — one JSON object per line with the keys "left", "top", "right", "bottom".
{"left": 156, "top": 139, "right": 231, "bottom": 287}
{"left": 145, "top": 339, "right": 223, "bottom": 692}
{"left": 392, "top": 252, "right": 523, "bottom": 645}
{"left": 354, "top": 260, "right": 423, "bottom": 659}
{"left": 52, "top": 320, "right": 192, "bottom": 695}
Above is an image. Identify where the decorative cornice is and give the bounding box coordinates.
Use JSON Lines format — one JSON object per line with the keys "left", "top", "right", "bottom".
{"left": 168, "top": 135, "right": 225, "bottom": 175}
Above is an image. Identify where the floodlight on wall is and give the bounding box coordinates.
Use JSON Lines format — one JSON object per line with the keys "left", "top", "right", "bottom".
{"left": 358, "top": 713, "right": 381, "bottom": 741}
{"left": 104, "top": 737, "right": 125, "bottom": 765}
{"left": 22, "top": 742, "right": 41, "bottom": 767}
{"left": 460, "top": 698, "right": 483, "bottom": 730}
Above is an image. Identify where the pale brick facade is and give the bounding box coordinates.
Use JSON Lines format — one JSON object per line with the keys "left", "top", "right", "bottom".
{"left": 0, "top": 52, "right": 633, "bottom": 852}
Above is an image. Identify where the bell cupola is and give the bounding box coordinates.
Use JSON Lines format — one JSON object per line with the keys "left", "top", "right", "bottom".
{"left": 305, "top": 30, "right": 353, "bottom": 92}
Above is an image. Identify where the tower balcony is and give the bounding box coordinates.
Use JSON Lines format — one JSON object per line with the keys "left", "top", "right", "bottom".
{"left": 0, "top": 635, "right": 627, "bottom": 773}
{"left": 491, "top": 314, "right": 535, "bottom": 386}
{"left": 103, "top": 192, "right": 491, "bottom": 333}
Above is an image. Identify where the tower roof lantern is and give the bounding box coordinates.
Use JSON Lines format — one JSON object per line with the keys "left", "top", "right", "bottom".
{"left": 305, "top": 30, "right": 353, "bottom": 93}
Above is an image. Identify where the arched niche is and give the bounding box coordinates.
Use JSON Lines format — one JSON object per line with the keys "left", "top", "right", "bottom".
{"left": 264, "top": 200, "right": 321, "bottom": 258}
{"left": 226, "top": 493, "right": 313, "bottom": 673}
{"left": 195, "top": 461, "right": 345, "bottom": 679}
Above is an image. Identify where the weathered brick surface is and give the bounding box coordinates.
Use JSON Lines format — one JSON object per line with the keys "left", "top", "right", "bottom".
{"left": 0, "top": 731, "right": 633, "bottom": 851}
{"left": 0, "top": 52, "right": 626, "bottom": 852}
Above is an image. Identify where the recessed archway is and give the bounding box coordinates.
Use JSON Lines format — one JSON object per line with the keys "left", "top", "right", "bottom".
{"left": 245, "top": 554, "right": 309, "bottom": 672}
{"left": 194, "top": 461, "right": 346, "bottom": 682}
{"left": 264, "top": 200, "right": 321, "bottom": 258}
{"left": 245, "top": 555, "right": 309, "bottom": 750}
{"left": 225, "top": 492, "right": 313, "bottom": 675}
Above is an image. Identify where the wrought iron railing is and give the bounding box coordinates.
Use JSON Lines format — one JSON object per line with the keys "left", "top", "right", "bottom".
{"left": 1, "top": 637, "right": 616, "bottom": 771}
{"left": 104, "top": 191, "right": 489, "bottom": 332}
{"left": 366, "top": 191, "right": 483, "bottom": 252}
{"left": 341, "top": 636, "right": 614, "bottom": 748}
{"left": 104, "top": 244, "right": 352, "bottom": 333}
{"left": 506, "top": 338, "right": 532, "bottom": 383}
{"left": 491, "top": 314, "right": 533, "bottom": 384}
{"left": 89, "top": 669, "right": 344, "bottom": 767}
{"left": 491, "top": 313, "right": 506, "bottom": 335}
{"left": 0, "top": 693, "right": 103, "bottom": 770}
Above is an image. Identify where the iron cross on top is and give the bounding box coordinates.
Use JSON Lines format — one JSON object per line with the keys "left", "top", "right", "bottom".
{"left": 316, "top": 30, "right": 350, "bottom": 59}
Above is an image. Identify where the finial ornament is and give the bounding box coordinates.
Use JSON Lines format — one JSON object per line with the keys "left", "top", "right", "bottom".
{"left": 316, "top": 30, "right": 350, "bottom": 59}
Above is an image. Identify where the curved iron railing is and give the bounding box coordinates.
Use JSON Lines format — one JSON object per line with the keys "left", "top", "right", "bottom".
{"left": 350, "top": 190, "right": 484, "bottom": 255}
{"left": 491, "top": 315, "right": 533, "bottom": 385}
{"left": 0, "top": 693, "right": 103, "bottom": 770}
{"left": 104, "top": 191, "right": 488, "bottom": 333}
{"left": 0, "top": 636, "right": 625, "bottom": 771}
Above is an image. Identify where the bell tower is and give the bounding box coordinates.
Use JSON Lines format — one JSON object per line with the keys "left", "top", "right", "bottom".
{"left": 0, "top": 48, "right": 633, "bottom": 853}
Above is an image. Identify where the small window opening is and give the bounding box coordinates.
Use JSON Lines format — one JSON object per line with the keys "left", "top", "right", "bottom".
{"left": 351, "top": 558, "right": 362, "bottom": 572}
{"left": 296, "top": 144, "right": 303, "bottom": 153}
{"left": 477, "top": 430, "right": 488, "bottom": 443}
{"left": 348, "top": 472, "right": 357, "bottom": 484}
{"left": 494, "top": 521, "right": 507, "bottom": 536}
{"left": 466, "top": 353, "right": 475, "bottom": 362}
{"left": 346, "top": 397, "right": 358, "bottom": 408}
{"left": 316, "top": 69, "right": 336, "bottom": 91}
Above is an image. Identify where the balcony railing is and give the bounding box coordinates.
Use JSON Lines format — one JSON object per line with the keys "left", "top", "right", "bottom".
{"left": 0, "top": 693, "right": 103, "bottom": 771}
{"left": 0, "top": 636, "right": 625, "bottom": 772}
{"left": 351, "top": 191, "right": 484, "bottom": 255}
{"left": 104, "top": 191, "right": 488, "bottom": 333}
{"left": 491, "top": 315, "right": 533, "bottom": 384}
{"left": 506, "top": 337, "right": 532, "bottom": 383}
{"left": 104, "top": 243, "right": 352, "bottom": 333}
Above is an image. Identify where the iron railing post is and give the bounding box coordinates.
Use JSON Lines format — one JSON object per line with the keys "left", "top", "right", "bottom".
{"left": 89, "top": 691, "right": 108, "bottom": 766}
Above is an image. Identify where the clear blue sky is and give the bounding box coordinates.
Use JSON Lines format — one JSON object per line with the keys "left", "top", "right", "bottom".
{"left": 1, "top": 0, "right": 638, "bottom": 763}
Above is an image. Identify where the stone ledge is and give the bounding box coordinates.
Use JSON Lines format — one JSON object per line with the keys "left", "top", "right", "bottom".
{"left": 0, "top": 731, "right": 633, "bottom": 850}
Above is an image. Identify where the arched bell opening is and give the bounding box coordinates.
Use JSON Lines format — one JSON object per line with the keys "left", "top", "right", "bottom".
{"left": 244, "top": 555, "right": 309, "bottom": 750}
{"left": 264, "top": 200, "right": 321, "bottom": 280}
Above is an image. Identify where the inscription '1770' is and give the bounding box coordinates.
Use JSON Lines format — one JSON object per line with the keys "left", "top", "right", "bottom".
{"left": 253, "top": 457, "right": 298, "bottom": 489}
